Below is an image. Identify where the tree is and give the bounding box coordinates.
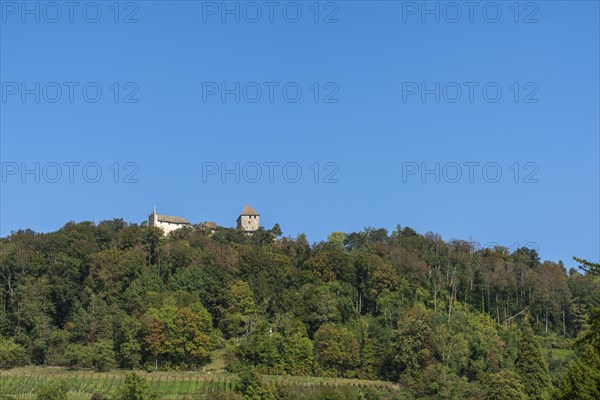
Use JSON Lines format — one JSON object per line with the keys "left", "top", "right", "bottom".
{"left": 35, "top": 381, "right": 69, "bottom": 400}
{"left": 270, "top": 224, "right": 283, "bottom": 238}
{"left": 235, "top": 367, "right": 276, "bottom": 400}
{"left": 327, "top": 232, "right": 345, "bottom": 250}
{"left": 0, "top": 336, "right": 28, "bottom": 368}
{"left": 62, "top": 343, "right": 92, "bottom": 369}
{"left": 553, "top": 308, "right": 600, "bottom": 400}
{"left": 220, "top": 280, "right": 258, "bottom": 338}
{"left": 92, "top": 339, "right": 116, "bottom": 372}
{"left": 281, "top": 332, "right": 317, "bottom": 375}
{"left": 432, "top": 316, "right": 469, "bottom": 382}
{"left": 314, "top": 323, "right": 361, "bottom": 377}
{"left": 515, "top": 320, "right": 552, "bottom": 399}
{"left": 553, "top": 347, "right": 600, "bottom": 400}
{"left": 169, "top": 306, "right": 218, "bottom": 367}
{"left": 574, "top": 307, "right": 600, "bottom": 352}
{"left": 484, "top": 370, "right": 527, "bottom": 400}
{"left": 142, "top": 304, "right": 218, "bottom": 369}
{"left": 114, "top": 313, "right": 142, "bottom": 369}
{"left": 573, "top": 256, "right": 599, "bottom": 275}
{"left": 390, "top": 308, "right": 432, "bottom": 379}
{"left": 299, "top": 283, "right": 343, "bottom": 335}
{"left": 229, "top": 327, "right": 284, "bottom": 374}
{"left": 535, "top": 262, "right": 569, "bottom": 333}
{"left": 113, "top": 373, "right": 158, "bottom": 400}
{"left": 142, "top": 314, "right": 165, "bottom": 370}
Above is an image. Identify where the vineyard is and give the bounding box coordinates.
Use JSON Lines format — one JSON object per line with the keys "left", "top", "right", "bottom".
{"left": 0, "top": 368, "right": 400, "bottom": 399}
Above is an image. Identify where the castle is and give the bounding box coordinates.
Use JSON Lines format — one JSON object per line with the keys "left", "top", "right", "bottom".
{"left": 236, "top": 204, "right": 260, "bottom": 232}
{"left": 148, "top": 204, "right": 260, "bottom": 235}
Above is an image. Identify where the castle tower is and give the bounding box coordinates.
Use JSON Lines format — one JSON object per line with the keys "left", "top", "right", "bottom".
{"left": 236, "top": 204, "right": 260, "bottom": 233}
{"left": 148, "top": 206, "right": 158, "bottom": 226}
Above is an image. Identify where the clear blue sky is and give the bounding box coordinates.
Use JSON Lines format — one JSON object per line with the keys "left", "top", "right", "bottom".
{"left": 1, "top": 0, "right": 598, "bottom": 267}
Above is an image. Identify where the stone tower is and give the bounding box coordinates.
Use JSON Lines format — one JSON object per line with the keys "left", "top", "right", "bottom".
{"left": 236, "top": 204, "right": 260, "bottom": 233}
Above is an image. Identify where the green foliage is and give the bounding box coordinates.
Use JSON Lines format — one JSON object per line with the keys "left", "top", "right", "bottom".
{"left": 220, "top": 280, "right": 258, "bottom": 339}
{"left": 433, "top": 305, "right": 504, "bottom": 380}
{"left": 142, "top": 303, "right": 219, "bottom": 369}
{"left": 553, "top": 309, "right": 600, "bottom": 400}
{"left": 229, "top": 319, "right": 318, "bottom": 376}
{"left": 92, "top": 339, "right": 117, "bottom": 372}
{"left": 112, "top": 373, "right": 158, "bottom": 400}
{"left": 114, "top": 313, "right": 142, "bottom": 369}
{"left": 389, "top": 308, "right": 432, "bottom": 379}
{"left": 573, "top": 256, "right": 599, "bottom": 275}
{"left": 515, "top": 321, "right": 552, "bottom": 400}
{"left": 314, "top": 323, "right": 361, "bottom": 377}
{"left": 35, "top": 381, "right": 69, "bottom": 400}
{"left": 207, "top": 393, "right": 244, "bottom": 400}
{"left": 62, "top": 343, "right": 93, "bottom": 368}
{"left": 235, "top": 367, "right": 276, "bottom": 400}
{"left": 0, "top": 336, "right": 28, "bottom": 368}
{"left": 484, "top": 370, "right": 527, "bottom": 400}
{"left": 553, "top": 346, "right": 600, "bottom": 400}
{"left": 574, "top": 307, "right": 600, "bottom": 352}
{"left": 0, "top": 220, "right": 598, "bottom": 398}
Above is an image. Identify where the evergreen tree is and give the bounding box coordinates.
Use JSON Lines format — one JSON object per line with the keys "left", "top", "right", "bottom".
{"left": 113, "top": 373, "right": 158, "bottom": 400}
{"left": 235, "top": 367, "right": 276, "bottom": 400}
{"left": 553, "top": 309, "right": 600, "bottom": 400}
{"left": 484, "top": 370, "right": 527, "bottom": 400}
{"left": 553, "top": 347, "right": 600, "bottom": 400}
{"left": 515, "top": 320, "right": 552, "bottom": 400}
{"left": 573, "top": 256, "right": 600, "bottom": 276}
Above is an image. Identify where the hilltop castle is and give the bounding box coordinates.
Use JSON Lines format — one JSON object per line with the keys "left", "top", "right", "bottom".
{"left": 148, "top": 205, "right": 260, "bottom": 235}
{"left": 236, "top": 204, "right": 260, "bottom": 233}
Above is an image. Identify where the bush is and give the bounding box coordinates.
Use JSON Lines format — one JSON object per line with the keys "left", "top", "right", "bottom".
{"left": 204, "top": 393, "right": 244, "bottom": 400}
{"left": 35, "top": 381, "right": 69, "bottom": 400}
{"left": 235, "top": 367, "right": 276, "bottom": 400}
{"left": 113, "top": 373, "right": 158, "bottom": 400}
{"left": 0, "top": 336, "right": 28, "bottom": 368}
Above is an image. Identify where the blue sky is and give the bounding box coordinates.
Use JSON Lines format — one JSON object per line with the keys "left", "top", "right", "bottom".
{"left": 1, "top": 0, "right": 598, "bottom": 267}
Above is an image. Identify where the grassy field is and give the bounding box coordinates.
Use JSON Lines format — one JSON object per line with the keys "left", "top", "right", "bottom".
{"left": 0, "top": 367, "right": 400, "bottom": 399}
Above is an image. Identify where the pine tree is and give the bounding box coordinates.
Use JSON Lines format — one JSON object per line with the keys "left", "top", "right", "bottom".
{"left": 515, "top": 320, "right": 552, "bottom": 400}
{"left": 573, "top": 256, "right": 600, "bottom": 276}
{"left": 553, "top": 309, "right": 600, "bottom": 400}
{"left": 113, "top": 374, "right": 158, "bottom": 400}
{"left": 553, "top": 347, "right": 600, "bottom": 400}
{"left": 484, "top": 370, "right": 527, "bottom": 400}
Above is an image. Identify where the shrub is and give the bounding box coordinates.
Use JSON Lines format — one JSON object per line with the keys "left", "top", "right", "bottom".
{"left": 0, "top": 336, "right": 28, "bottom": 368}
{"left": 113, "top": 373, "right": 158, "bottom": 400}
{"left": 35, "top": 381, "right": 69, "bottom": 400}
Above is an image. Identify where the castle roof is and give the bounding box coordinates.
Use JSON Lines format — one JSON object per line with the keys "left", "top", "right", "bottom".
{"left": 240, "top": 204, "right": 259, "bottom": 216}
{"left": 156, "top": 214, "right": 190, "bottom": 224}
{"left": 202, "top": 221, "right": 218, "bottom": 229}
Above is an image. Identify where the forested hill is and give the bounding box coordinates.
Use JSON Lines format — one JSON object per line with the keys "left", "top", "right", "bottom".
{"left": 1, "top": 220, "right": 599, "bottom": 399}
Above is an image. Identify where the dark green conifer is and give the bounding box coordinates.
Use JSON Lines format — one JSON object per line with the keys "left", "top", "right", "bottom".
{"left": 515, "top": 320, "right": 552, "bottom": 400}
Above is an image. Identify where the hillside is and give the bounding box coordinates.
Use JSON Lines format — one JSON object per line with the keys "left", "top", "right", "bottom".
{"left": 0, "top": 220, "right": 599, "bottom": 399}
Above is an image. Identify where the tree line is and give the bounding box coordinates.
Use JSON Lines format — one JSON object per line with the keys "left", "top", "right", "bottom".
{"left": 0, "top": 220, "right": 598, "bottom": 399}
